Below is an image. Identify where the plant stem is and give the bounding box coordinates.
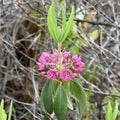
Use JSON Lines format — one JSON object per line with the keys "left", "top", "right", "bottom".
{"left": 58, "top": 43, "right": 62, "bottom": 70}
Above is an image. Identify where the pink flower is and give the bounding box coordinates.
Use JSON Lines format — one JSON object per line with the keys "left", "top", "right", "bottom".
{"left": 38, "top": 62, "right": 45, "bottom": 70}
{"left": 38, "top": 52, "right": 50, "bottom": 69}
{"left": 73, "top": 73, "right": 79, "bottom": 78}
{"left": 72, "top": 55, "right": 84, "bottom": 73}
{"left": 40, "top": 72, "right": 46, "bottom": 76}
{"left": 38, "top": 51, "right": 84, "bottom": 81}
{"left": 72, "top": 55, "right": 81, "bottom": 63}
{"left": 60, "top": 69, "right": 73, "bottom": 81}
{"left": 50, "top": 52, "right": 57, "bottom": 63}
{"left": 47, "top": 69, "right": 58, "bottom": 80}
{"left": 76, "top": 67, "right": 83, "bottom": 73}
{"left": 38, "top": 52, "right": 49, "bottom": 61}
{"left": 41, "top": 52, "right": 50, "bottom": 58}
{"left": 39, "top": 52, "right": 51, "bottom": 64}
{"left": 75, "top": 63, "right": 84, "bottom": 73}
{"left": 62, "top": 52, "right": 71, "bottom": 62}
{"left": 76, "top": 60, "right": 84, "bottom": 66}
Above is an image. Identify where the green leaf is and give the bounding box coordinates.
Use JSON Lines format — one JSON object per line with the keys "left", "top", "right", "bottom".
{"left": 70, "top": 79, "right": 86, "bottom": 118}
{"left": 105, "top": 102, "right": 112, "bottom": 120}
{"left": 63, "top": 82, "right": 73, "bottom": 110}
{"left": 47, "top": 3, "right": 59, "bottom": 42}
{"left": 59, "top": 6, "right": 66, "bottom": 42}
{"left": 0, "top": 99, "right": 7, "bottom": 120}
{"left": 40, "top": 80, "right": 53, "bottom": 114}
{"left": 61, "top": 6, "right": 74, "bottom": 43}
{"left": 51, "top": 80, "right": 60, "bottom": 96}
{"left": 8, "top": 100, "right": 13, "bottom": 120}
{"left": 0, "top": 100, "right": 3, "bottom": 120}
{"left": 111, "top": 102, "right": 119, "bottom": 120}
{"left": 1, "top": 110, "right": 7, "bottom": 120}
{"left": 54, "top": 84, "right": 67, "bottom": 120}
{"left": 47, "top": 3, "right": 75, "bottom": 44}
{"left": 47, "top": 6, "right": 56, "bottom": 42}
{"left": 51, "top": 3, "right": 59, "bottom": 41}
{"left": 67, "top": 95, "right": 73, "bottom": 110}
{"left": 61, "top": 6, "right": 66, "bottom": 32}
{"left": 90, "top": 29, "right": 99, "bottom": 41}
{"left": 57, "top": 26, "right": 62, "bottom": 42}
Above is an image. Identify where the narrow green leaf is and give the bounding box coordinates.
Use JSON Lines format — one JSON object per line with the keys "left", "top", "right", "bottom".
{"left": 47, "top": 7, "right": 57, "bottom": 42}
{"left": 62, "top": 6, "right": 66, "bottom": 32}
{"left": 59, "top": 6, "right": 66, "bottom": 42}
{"left": 0, "top": 100, "right": 3, "bottom": 120}
{"left": 70, "top": 79, "right": 86, "bottom": 118}
{"left": 63, "top": 82, "right": 73, "bottom": 110}
{"left": 0, "top": 99, "right": 7, "bottom": 120}
{"left": 47, "top": 5, "right": 56, "bottom": 42}
{"left": 57, "top": 26, "right": 62, "bottom": 41}
{"left": 50, "top": 3, "right": 59, "bottom": 41}
{"left": 1, "top": 110, "right": 7, "bottom": 120}
{"left": 47, "top": 3, "right": 60, "bottom": 42}
{"left": 105, "top": 102, "right": 112, "bottom": 120}
{"left": 54, "top": 84, "right": 67, "bottom": 120}
{"left": 40, "top": 80, "right": 53, "bottom": 114}
{"left": 111, "top": 102, "right": 119, "bottom": 120}
{"left": 1, "top": 99, "right": 4, "bottom": 120}
{"left": 8, "top": 100, "right": 13, "bottom": 120}
{"left": 61, "top": 6, "right": 74, "bottom": 43}
{"left": 3, "top": 110, "right": 7, "bottom": 120}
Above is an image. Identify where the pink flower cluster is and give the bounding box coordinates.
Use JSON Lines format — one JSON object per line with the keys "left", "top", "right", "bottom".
{"left": 38, "top": 51, "right": 84, "bottom": 81}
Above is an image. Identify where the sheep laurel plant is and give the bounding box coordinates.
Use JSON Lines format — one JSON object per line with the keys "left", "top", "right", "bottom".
{"left": 0, "top": 99, "right": 13, "bottom": 120}
{"left": 38, "top": 3, "right": 86, "bottom": 120}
